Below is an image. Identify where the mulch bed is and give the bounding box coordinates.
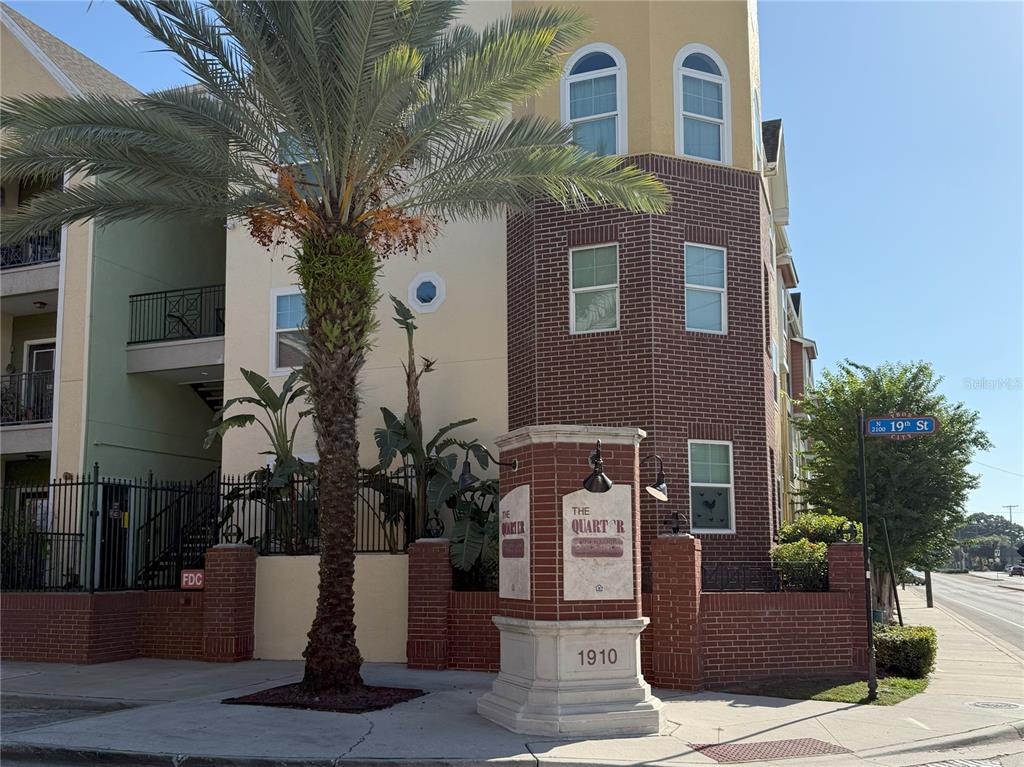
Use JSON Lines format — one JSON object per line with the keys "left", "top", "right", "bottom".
{"left": 223, "top": 683, "right": 426, "bottom": 714}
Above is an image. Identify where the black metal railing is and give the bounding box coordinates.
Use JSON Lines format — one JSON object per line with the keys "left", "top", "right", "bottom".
{"left": 1, "top": 371, "right": 54, "bottom": 425}
{"left": 128, "top": 284, "right": 226, "bottom": 345}
{"left": 0, "top": 230, "right": 61, "bottom": 270}
{"left": 1, "top": 465, "right": 416, "bottom": 592}
{"left": 701, "top": 560, "right": 828, "bottom": 593}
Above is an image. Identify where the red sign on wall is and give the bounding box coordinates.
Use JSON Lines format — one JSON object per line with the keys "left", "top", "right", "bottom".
{"left": 180, "top": 569, "right": 205, "bottom": 590}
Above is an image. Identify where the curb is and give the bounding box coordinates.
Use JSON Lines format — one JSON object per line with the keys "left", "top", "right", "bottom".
{"left": 0, "top": 743, "right": 537, "bottom": 767}
{"left": 856, "top": 721, "right": 1024, "bottom": 759}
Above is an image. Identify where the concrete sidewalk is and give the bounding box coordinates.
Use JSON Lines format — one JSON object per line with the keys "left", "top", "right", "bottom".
{"left": 2, "top": 588, "right": 1022, "bottom": 767}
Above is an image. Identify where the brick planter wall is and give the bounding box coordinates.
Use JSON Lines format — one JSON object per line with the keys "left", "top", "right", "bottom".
{"left": 1, "top": 545, "right": 256, "bottom": 664}
{"left": 405, "top": 535, "right": 868, "bottom": 688}
{"left": 448, "top": 591, "right": 500, "bottom": 672}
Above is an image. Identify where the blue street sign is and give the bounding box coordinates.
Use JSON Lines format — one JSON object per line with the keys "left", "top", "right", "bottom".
{"left": 866, "top": 416, "right": 939, "bottom": 437}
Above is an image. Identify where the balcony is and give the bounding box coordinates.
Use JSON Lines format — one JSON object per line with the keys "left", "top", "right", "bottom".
{"left": 1, "top": 371, "right": 54, "bottom": 455}
{"left": 0, "top": 231, "right": 61, "bottom": 301}
{"left": 126, "top": 284, "right": 226, "bottom": 382}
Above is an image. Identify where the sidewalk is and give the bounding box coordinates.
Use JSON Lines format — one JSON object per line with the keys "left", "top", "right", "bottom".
{"left": 2, "top": 588, "right": 1022, "bottom": 767}
{"left": 968, "top": 570, "right": 1024, "bottom": 592}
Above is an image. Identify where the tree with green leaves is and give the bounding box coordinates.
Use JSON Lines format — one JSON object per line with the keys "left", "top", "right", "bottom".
{"left": 0, "top": 1, "right": 669, "bottom": 693}
{"left": 798, "top": 361, "right": 991, "bottom": 614}
{"left": 956, "top": 512, "right": 1024, "bottom": 545}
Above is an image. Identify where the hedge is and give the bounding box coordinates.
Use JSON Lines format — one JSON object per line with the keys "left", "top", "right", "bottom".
{"left": 778, "top": 512, "right": 862, "bottom": 545}
{"left": 874, "top": 624, "right": 937, "bottom": 678}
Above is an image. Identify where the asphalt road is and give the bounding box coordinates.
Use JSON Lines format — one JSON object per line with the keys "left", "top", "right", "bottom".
{"left": 921, "top": 572, "right": 1024, "bottom": 651}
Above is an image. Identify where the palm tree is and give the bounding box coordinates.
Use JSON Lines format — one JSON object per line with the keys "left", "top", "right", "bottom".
{"left": 0, "top": 0, "right": 670, "bottom": 693}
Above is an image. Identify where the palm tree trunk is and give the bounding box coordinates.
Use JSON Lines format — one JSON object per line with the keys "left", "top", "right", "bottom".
{"left": 299, "top": 233, "right": 379, "bottom": 692}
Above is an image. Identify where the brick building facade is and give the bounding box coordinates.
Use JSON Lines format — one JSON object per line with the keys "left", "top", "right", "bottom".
{"left": 508, "top": 154, "right": 779, "bottom": 573}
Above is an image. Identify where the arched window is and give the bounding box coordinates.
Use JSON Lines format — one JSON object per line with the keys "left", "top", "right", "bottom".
{"left": 674, "top": 44, "right": 731, "bottom": 164}
{"left": 561, "top": 44, "right": 627, "bottom": 156}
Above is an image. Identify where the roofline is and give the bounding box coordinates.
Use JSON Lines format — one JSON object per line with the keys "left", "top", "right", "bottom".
{"left": 0, "top": 5, "right": 82, "bottom": 96}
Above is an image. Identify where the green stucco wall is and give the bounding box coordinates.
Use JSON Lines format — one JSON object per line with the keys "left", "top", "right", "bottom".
{"left": 83, "top": 217, "right": 226, "bottom": 481}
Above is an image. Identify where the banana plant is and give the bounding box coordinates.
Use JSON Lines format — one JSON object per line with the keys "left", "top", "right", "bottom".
{"left": 205, "top": 368, "right": 314, "bottom": 487}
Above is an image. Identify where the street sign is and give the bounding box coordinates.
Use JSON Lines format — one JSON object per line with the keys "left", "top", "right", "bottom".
{"left": 866, "top": 415, "right": 939, "bottom": 440}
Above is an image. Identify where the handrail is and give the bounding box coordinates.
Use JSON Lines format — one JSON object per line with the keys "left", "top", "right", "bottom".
{"left": 0, "top": 371, "right": 55, "bottom": 425}
{"left": 0, "top": 230, "right": 61, "bottom": 270}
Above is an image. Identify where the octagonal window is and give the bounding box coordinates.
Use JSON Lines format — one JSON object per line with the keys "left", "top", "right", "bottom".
{"left": 408, "top": 272, "right": 446, "bottom": 313}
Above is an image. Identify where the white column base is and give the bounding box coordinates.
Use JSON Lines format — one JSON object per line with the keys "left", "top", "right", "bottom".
{"left": 477, "top": 616, "right": 663, "bottom": 737}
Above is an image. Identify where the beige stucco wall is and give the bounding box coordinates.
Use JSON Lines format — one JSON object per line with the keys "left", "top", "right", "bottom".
{"left": 515, "top": 0, "right": 758, "bottom": 171}
{"left": 0, "top": 23, "right": 67, "bottom": 100}
{"left": 254, "top": 553, "right": 409, "bottom": 662}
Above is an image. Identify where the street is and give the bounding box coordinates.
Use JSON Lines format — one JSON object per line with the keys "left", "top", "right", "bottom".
{"left": 917, "top": 572, "right": 1024, "bottom": 652}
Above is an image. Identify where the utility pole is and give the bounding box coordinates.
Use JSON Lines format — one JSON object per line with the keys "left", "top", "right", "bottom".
{"left": 1003, "top": 505, "right": 1019, "bottom": 527}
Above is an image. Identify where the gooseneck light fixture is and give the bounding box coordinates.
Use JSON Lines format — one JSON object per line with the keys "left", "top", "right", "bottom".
{"left": 457, "top": 447, "right": 519, "bottom": 491}
{"left": 582, "top": 440, "right": 614, "bottom": 493}
{"left": 640, "top": 454, "right": 668, "bottom": 502}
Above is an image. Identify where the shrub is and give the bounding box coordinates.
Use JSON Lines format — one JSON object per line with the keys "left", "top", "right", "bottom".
{"left": 778, "top": 511, "right": 862, "bottom": 545}
{"left": 771, "top": 539, "right": 827, "bottom": 591}
{"left": 874, "top": 624, "right": 937, "bottom": 678}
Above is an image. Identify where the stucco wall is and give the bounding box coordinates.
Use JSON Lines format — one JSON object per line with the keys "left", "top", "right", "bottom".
{"left": 254, "top": 553, "right": 409, "bottom": 662}
{"left": 5, "top": 312, "right": 57, "bottom": 371}
{"left": 82, "top": 217, "right": 225, "bottom": 480}
{"left": 514, "top": 0, "right": 757, "bottom": 170}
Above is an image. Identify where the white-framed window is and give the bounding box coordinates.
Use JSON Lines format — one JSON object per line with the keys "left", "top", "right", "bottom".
{"left": 689, "top": 440, "right": 735, "bottom": 534}
{"left": 674, "top": 44, "right": 731, "bottom": 164}
{"left": 270, "top": 287, "right": 307, "bottom": 375}
{"left": 771, "top": 339, "right": 779, "bottom": 403}
{"left": 561, "top": 44, "right": 627, "bottom": 156}
{"left": 408, "top": 272, "right": 446, "bottom": 313}
{"left": 684, "top": 243, "right": 727, "bottom": 333}
{"left": 570, "top": 243, "right": 619, "bottom": 334}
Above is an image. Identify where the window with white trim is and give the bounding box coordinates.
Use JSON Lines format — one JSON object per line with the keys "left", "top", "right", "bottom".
{"left": 570, "top": 244, "right": 618, "bottom": 333}
{"left": 271, "top": 289, "right": 307, "bottom": 374}
{"left": 684, "top": 243, "right": 726, "bottom": 333}
{"left": 562, "top": 45, "right": 626, "bottom": 156}
{"left": 408, "top": 272, "right": 446, "bottom": 313}
{"left": 674, "top": 45, "right": 730, "bottom": 163}
{"left": 689, "top": 440, "right": 734, "bottom": 533}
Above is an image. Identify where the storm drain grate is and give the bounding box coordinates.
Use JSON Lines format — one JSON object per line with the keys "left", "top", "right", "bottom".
{"left": 908, "top": 760, "right": 1002, "bottom": 767}
{"left": 970, "top": 701, "right": 1022, "bottom": 710}
{"left": 689, "top": 738, "right": 850, "bottom": 763}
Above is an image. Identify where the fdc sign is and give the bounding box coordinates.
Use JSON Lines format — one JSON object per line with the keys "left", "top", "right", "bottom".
{"left": 180, "top": 569, "right": 205, "bottom": 590}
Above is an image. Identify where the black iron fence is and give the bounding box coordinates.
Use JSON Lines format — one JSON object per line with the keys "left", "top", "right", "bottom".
{"left": 0, "top": 230, "right": 61, "bottom": 269}
{"left": 701, "top": 560, "right": 829, "bottom": 593}
{"left": 128, "top": 284, "right": 226, "bottom": 344}
{"left": 1, "top": 466, "right": 416, "bottom": 592}
{"left": 1, "top": 371, "right": 54, "bottom": 425}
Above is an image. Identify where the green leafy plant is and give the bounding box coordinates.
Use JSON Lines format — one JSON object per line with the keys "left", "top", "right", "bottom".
{"left": 770, "top": 539, "right": 827, "bottom": 591}
{"left": 778, "top": 511, "right": 862, "bottom": 545}
{"left": 449, "top": 478, "right": 500, "bottom": 590}
{"left": 2, "top": 0, "right": 670, "bottom": 694}
{"left": 206, "top": 368, "right": 317, "bottom": 554}
{"left": 874, "top": 624, "right": 937, "bottom": 678}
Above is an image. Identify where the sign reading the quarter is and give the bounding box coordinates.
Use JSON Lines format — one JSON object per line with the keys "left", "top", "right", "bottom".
{"left": 562, "top": 485, "right": 633, "bottom": 601}
{"left": 498, "top": 485, "right": 530, "bottom": 600}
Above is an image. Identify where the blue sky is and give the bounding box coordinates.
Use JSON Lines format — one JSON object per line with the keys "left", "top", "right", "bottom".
{"left": 8, "top": 0, "right": 1023, "bottom": 522}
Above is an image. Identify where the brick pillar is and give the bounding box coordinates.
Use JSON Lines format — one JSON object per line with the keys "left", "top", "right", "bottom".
{"left": 201, "top": 544, "right": 256, "bottom": 662}
{"left": 406, "top": 539, "right": 452, "bottom": 669}
{"left": 648, "top": 534, "right": 703, "bottom": 690}
{"left": 827, "top": 542, "right": 869, "bottom": 672}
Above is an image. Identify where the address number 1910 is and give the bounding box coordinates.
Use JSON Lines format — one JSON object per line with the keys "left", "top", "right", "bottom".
{"left": 578, "top": 648, "right": 618, "bottom": 666}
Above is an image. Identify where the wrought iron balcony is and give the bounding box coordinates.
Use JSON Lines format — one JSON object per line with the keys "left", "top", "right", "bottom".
{"left": 128, "top": 284, "right": 226, "bottom": 345}
{"left": 1, "top": 370, "right": 55, "bottom": 425}
{"left": 0, "top": 230, "right": 61, "bottom": 270}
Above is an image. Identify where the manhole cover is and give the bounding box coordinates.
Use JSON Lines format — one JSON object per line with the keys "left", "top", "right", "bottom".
{"left": 689, "top": 738, "right": 850, "bottom": 763}
{"left": 970, "top": 701, "right": 1022, "bottom": 710}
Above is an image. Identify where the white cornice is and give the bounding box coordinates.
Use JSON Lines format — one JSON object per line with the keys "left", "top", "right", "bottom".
{"left": 495, "top": 425, "right": 647, "bottom": 451}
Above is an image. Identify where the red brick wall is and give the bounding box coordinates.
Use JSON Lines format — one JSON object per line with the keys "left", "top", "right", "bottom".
{"left": 447, "top": 591, "right": 500, "bottom": 672}
{"left": 141, "top": 591, "right": 204, "bottom": 659}
{"left": 407, "top": 540, "right": 453, "bottom": 669}
{"left": 506, "top": 154, "right": 777, "bottom": 572}
{"left": 1, "top": 545, "right": 255, "bottom": 664}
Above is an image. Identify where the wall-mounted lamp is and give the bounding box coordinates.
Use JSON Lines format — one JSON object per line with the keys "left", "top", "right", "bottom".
{"left": 582, "top": 440, "right": 613, "bottom": 493}
{"left": 838, "top": 520, "right": 859, "bottom": 542}
{"left": 457, "top": 449, "right": 518, "bottom": 491}
{"left": 640, "top": 454, "right": 668, "bottom": 502}
{"left": 32, "top": 301, "right": 48, "bottom": 310}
